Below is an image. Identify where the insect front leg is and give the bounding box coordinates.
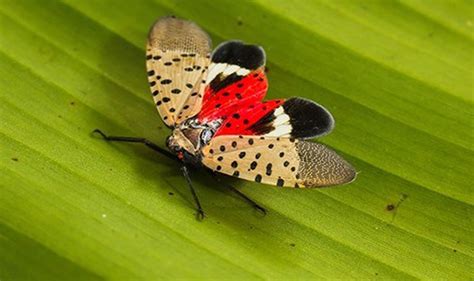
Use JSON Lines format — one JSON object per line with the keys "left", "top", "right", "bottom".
{"left": 92, "top": 129, "right": 177, "bottom": 161}
{"left": 181, "top": 165, "right": 205, "bottom": 220}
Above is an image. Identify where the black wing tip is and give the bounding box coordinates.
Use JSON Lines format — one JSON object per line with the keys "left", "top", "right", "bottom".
{"left": 283, "top": 97, "right": 335, "bottom": 139}
{"left": 211, "top": 40, "right": 266, "bottom": 70}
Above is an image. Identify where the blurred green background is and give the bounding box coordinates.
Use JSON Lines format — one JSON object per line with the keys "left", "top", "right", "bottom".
{"left": 1, "top": 0, "right": 473, "bottom": 280}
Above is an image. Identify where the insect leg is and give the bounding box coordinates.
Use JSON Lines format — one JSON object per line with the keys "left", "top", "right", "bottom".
{"left": 210, "top": 172, "right": 267, "bottom": 215}
{"left": 92, "top": 129, "right": 176, "bottom": 161}
{"left": 181, "top": 165, "right": 205, "bottom": 220}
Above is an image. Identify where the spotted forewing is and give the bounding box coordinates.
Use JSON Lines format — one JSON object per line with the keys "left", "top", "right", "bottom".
{"left": 146, "top": 17, "right": 211, "bottom": 127}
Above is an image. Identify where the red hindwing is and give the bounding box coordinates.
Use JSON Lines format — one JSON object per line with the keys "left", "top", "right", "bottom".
{"left": 214, "top": 99, "right": 283, "bottom": 136}
{"left": 198, "top": 70, "right": 267, "bottom": 123}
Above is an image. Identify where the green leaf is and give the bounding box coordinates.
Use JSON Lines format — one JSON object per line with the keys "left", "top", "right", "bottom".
{"left": 1, "top": 0, "right": 473, "bottom": 279}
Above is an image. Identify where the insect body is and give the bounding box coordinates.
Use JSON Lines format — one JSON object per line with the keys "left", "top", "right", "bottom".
{"left": 166, "top": 117, "right": 220, "bottom": 166}
{"left": 95, "top": 16, "right": 356, "bottom": 219}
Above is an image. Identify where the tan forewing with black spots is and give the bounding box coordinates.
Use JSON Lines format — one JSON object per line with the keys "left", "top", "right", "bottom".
{"left": 146, "top": 17, "right": 212, "bottom": 127}
{"left": 201, "top": 135, "right": 356, "bottom": 188}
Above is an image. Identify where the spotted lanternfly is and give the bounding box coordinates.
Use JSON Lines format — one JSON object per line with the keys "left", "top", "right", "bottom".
{"left": 94, "top": 16, "right": 356, "bottom": 220}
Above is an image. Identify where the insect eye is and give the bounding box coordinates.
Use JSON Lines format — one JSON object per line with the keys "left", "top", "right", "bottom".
{"left": 200, "top": 129, "right": 213, "bottom": 144}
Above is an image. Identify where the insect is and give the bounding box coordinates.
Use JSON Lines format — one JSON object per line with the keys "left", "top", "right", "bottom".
{"left": 94, "top": 16, "right": 356, "bottom": 220}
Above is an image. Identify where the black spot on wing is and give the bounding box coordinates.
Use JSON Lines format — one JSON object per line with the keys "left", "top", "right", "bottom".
{"left": 212, "top": 41, "right": 265, "bottom": 70}
{"left": 282, "top": 97, "right": 335, "bottom": 139}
